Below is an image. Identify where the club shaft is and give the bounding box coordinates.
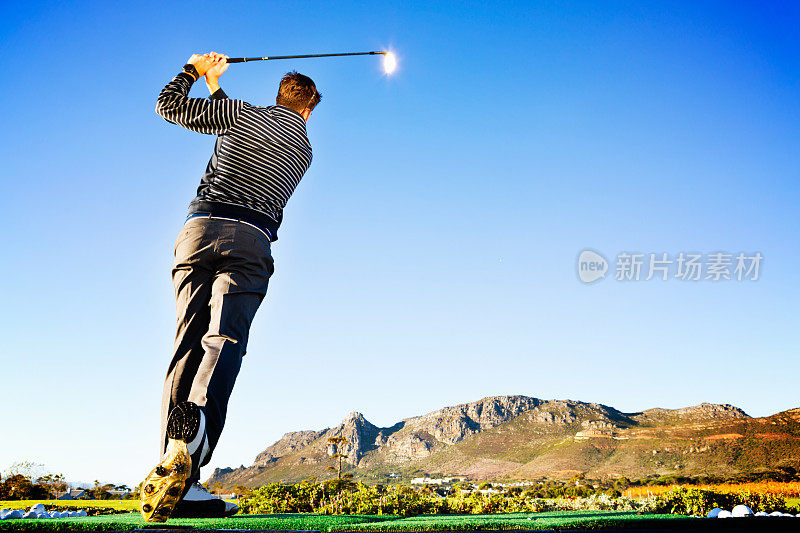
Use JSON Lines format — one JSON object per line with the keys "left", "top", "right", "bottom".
{"left": 227, "top": 51, "right": 385, "bottom": 64}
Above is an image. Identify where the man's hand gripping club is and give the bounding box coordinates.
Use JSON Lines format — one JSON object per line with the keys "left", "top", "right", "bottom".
{"left": 187, "top": 52, "right": 230, "bottom": 95}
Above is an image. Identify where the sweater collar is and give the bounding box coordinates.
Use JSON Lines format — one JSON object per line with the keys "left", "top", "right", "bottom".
{"left": 272, "top": 104, "right": 308, "bottom": 130}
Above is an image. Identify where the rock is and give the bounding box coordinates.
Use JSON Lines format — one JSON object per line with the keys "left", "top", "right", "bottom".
{"left": 707, "top": 508, "right": 722, "bottom": 518}
{"left": 732, "top": 504, "right": 753, "bottom": 517}
{"left": 254, "top": 429, "right": 327, "bottom": 466}
{"left": 385, "top": 433, "right": 434, "bottom": 462}
{"left": 407, "top": 396, "right": 543, "bottom": 444}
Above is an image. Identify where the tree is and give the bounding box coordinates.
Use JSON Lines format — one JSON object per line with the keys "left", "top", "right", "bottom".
{"left": 0, "top": 462, "right": 60, "bottom": 500}
{"left": 38, "top": 473, "right": 68, "bottom": 498}
{"left": 326, "top": 436, "right": 353, "bottom": 482}
{"left": 569, "top": 472, "right": 586, "bottom": 486}
{"left": 234, "top": 484, "right": 252, "bottom": 498}
{"left": 419, "top": 483, "right": 434, "bottom": 495}
{"left": 614, "top": 477, "right": 631, "bottom": 491}
{"left": 4, "top": 461, "right": 47, "bottom": 480}
{"left": 0, "top": 474, "right": 48, "bottom": 500}
{"left": 91, "top": 480, "right": 112, "bottom": 500}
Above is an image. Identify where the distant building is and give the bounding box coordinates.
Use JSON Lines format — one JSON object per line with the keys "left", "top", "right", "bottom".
{"left": 57, "top": 489, "right": 87, "bottom": 500}
{"left": 410, "top": 477, "right": 462, "bottom": 485}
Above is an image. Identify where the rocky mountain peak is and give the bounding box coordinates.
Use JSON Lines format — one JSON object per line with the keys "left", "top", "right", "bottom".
{"left": 402, "top": 395, "right": 543, "bottom": 445}
{"left": 639, "top": 403, "right": 750, "bottom": 422}
{"left": 323, "top": 411, "right": 381, "bottom": 466}
{"left": 253, "top": 429, "right": 326, "bottom": 466}
{"left": 342, "top": 411, "right": 373, "bottom": 427}
{"left": 682, "top": 403, "right": 749, "bottom": 418}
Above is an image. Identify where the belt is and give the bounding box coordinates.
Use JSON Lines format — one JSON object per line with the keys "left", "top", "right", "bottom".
{"left": 185, "top": 212, "right": 273, "bottom": 241}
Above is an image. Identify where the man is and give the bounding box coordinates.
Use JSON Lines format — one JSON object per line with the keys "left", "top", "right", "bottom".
{"left": 140, "top": 52, "right": 321, "bottom": 522}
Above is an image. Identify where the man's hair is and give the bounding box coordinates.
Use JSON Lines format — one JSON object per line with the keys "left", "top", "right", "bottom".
{"left": 276, "top": 71, "right": 322, "bottom": 113}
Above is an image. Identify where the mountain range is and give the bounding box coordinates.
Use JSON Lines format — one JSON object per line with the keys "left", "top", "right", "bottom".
{"left": 207, "top": 395, "right": 800, "bottom": 489}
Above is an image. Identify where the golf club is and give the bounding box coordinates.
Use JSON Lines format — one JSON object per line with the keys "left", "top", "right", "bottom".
{"left": 226, "top": 50, "right": 398, "bottom": 74}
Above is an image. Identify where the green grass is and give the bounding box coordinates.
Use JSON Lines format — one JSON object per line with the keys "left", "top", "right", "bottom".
{"left": 0, "top": 512, "right": 397, "bottom": 531}
{"left": 333, "top": 511, "right": 695, "bottom": 531}
{"left": 0, "top": 511, "right": 706, "bottom": 531}
{"left": 0, "top": 501, "right": 138, "bottom": 511}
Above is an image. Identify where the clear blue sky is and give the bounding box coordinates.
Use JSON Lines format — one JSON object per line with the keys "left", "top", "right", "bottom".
{"left": 1, "top": 0, "right": 798, "bottom": 487}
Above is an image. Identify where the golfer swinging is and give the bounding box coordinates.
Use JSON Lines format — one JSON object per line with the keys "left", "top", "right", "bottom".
{"left": 140, "top": 52, "right": 321, "bottom": 522}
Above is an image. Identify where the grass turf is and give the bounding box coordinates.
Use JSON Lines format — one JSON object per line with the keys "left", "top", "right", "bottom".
{"left": 0, "top": 501, "right": 138, "bottom": 511}
{"left": 332, "top": 512, "right": 695, "bottom": 531}
{"left": 0, "top": 511, "right": 702, "bottom": 531}
{"left": 0, "top": 512, "right": 396, "bottom": 531}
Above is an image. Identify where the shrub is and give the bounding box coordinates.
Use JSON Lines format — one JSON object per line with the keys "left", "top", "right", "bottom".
{"left": 239, "top": 479, "right": 656, "bottom": 517}
{"left": 652, "top": 486, "right": 800, "bottom": 515}
{"left": 238, "top": 479, "right": 800, "bottom": 518}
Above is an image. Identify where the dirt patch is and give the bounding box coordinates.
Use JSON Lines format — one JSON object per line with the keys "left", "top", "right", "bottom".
{"left": 702, "top": 433, "right": 744, "bottom": 440}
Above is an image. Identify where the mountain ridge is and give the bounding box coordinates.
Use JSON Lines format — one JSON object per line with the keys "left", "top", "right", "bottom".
{"left": 207, "top": 395, "right": 798, "bottom": 489}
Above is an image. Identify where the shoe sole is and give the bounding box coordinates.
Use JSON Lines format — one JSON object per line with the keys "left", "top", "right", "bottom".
{"left": 140, "top": 401, "right": 202, "bottom": 523}
{"left": 171, "top": 499, "right": 240, "bottom": 518}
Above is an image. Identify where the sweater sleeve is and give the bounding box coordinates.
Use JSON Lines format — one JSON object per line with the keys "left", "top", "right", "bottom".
{"left": 155, "top": 72, "right": 243, "bottom": 134}
{"left": 209, "top": 87, "right": 229, "bottom": 100}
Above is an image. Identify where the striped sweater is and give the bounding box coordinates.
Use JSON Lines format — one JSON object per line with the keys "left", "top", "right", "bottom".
{"left": 155, "top": 71, "right": 313, "bottom": 241}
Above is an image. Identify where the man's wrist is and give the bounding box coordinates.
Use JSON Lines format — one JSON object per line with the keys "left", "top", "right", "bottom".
{"left": 182, "top": 63, "right": 199, "bottom": 81}
{"left": 206, "top": 78, "right": 221, "bottom": 93}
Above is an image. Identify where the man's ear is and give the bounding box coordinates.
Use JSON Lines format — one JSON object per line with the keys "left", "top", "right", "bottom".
{"left": 301, "top": 108, "right": 312, "bottom": 122}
